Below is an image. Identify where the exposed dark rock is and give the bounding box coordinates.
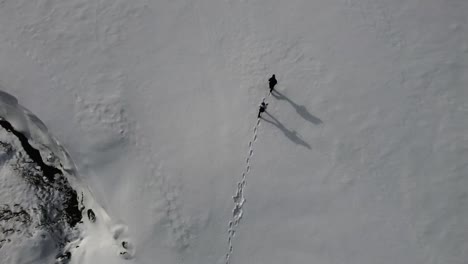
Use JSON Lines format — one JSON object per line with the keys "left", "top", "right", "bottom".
{"left": 0, "top": 117, "right": 83, "bottom": 228}
{"left": 0, "top": 119, "right": 61, "bottom": 182}
{"left": 87, "top": 209, "right": 96, "bottom": 223}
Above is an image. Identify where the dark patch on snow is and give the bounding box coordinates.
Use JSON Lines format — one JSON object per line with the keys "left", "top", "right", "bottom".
{"left": 56, "top": 251, "right": 72, "bottom": 264}
{"left": 87, "top": 209, "right": 96, "bottom": 223}
{"left": 0, "top": 204, "right": 32, "bottom": 249}
{"left": 0, "top": 119, "right": 61, "bottom": 182}
{"left": 271, "top": 90, "right": 323, "bottom": 125}
{"left": 0, "top": 118, "right": 83, "bottom": 228}
{"left": 262, "top": 111, "right": 312, "bottom": 149}
{"left": 0, "top": 204, "right": 31, "bottom": 223}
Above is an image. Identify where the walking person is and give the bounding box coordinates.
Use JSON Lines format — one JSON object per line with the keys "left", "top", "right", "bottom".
{"left": 258, "top": 101, "right": 268, "bottom": 118}
{"left": 269, "top": 74, "right": 277, "bottom": 93}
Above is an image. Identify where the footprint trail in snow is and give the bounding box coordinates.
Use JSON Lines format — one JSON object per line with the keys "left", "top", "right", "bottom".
{"left": 225, "top": 91, "right": 272, "bottom": 264}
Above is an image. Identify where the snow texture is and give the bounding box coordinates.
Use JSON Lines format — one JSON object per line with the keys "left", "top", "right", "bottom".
{"left": 0, "top": 91, "right": 133, "bottom": 264}
{"left": 0, "top": 0, "right": 467, "bottom": 263}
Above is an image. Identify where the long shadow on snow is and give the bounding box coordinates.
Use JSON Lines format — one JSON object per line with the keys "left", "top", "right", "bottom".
{"left": 262, "top": 112, "right": 311, "bottom": 149}
{"left": 271, "top": 90, "right": 322, "bottom": 125}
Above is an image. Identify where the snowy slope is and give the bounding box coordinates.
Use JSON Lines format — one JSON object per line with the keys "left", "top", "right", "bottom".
{"left": 0, "top": 0, "right": 467, "bottom": 263}
{"left": 0, "top": 91, "right": 134, "bottom": 264}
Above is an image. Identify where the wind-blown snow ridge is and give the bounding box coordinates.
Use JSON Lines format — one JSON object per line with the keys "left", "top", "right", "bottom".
{"left": 225, "top": 91, "right": 272, "bottom": 264}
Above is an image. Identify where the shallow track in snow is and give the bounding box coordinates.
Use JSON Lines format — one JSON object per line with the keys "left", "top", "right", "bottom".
{"left": 224, "top": 91, "right": 272, "bottom": 264}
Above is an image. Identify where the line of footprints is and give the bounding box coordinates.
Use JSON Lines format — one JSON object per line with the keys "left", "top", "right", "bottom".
{"left": 225, "top": 92, "right": 271, "bottom": 264}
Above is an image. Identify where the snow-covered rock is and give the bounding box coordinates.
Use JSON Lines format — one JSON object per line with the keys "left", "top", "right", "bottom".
{"left": 0, "top": 91, "right": 132, "bottom": 264}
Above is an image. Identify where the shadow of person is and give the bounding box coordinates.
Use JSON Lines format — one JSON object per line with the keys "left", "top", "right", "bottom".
{"left": 262, "top": 112, "right": 311, "bottom": 149}
{"left": 271, "top": 90, "right": 322, "bottom": 125}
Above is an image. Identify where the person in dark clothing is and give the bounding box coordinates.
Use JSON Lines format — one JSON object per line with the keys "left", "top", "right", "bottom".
{"left": 258, "top": 102, "right": 268, "bottom": 118}
{"left": 269, "top": 74, "right": 277, "bottom": 92}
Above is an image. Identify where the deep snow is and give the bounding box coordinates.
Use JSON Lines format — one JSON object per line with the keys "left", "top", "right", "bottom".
{"left": 0, "top": 0, "right": 467, "bottom": 263}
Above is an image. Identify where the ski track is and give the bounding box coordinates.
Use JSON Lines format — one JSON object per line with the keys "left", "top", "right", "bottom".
{"left": 224, "top": 90, "right": 272, "bottom": 264}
